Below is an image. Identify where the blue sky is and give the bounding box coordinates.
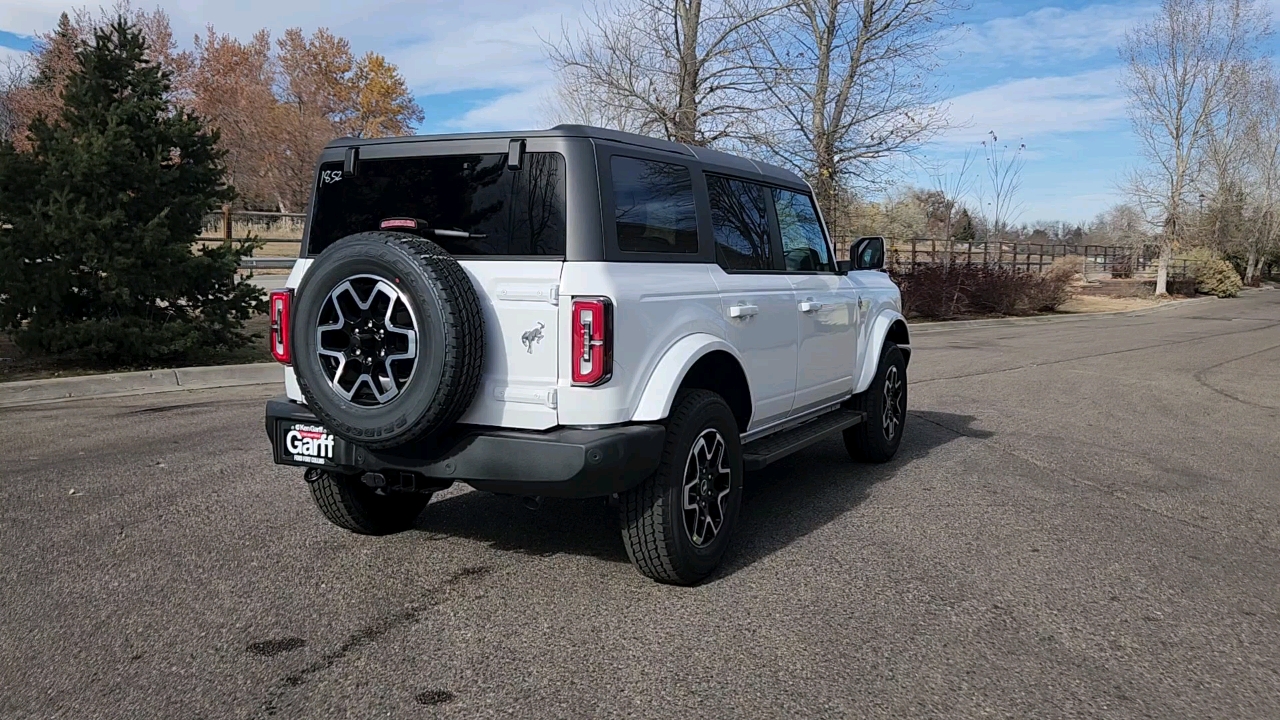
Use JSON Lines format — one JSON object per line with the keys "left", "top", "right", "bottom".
{"left": 0, "top": 1, "right": 1248, "bottom": 223}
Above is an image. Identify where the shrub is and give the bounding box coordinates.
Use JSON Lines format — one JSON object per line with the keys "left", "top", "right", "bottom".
{"left": 0, "top": 18, "right": 262, "bottom": 365}
{"left": 891, "top": 262, "right": 1074, "bottom": 320}
{"left": 1182, "top": 248, "right": 1243, "bottom": 298}
{"left": 1111, "top": 255, "right": 1134, "bottom": 279}
{"left": 1047, "top": 255, "right": 1084, "bottom": 284}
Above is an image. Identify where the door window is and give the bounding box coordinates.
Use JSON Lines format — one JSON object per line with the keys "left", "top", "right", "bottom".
{"left": 708, "top": 176, "right": 773, "bottom": 271}
{"left": 774, "top": 189, "right": 835, "bottom": 272}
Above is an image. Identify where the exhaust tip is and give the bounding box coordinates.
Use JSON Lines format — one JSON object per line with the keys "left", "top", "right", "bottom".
{"left": 520, "top": 495, "right": 543, "bottom": 511}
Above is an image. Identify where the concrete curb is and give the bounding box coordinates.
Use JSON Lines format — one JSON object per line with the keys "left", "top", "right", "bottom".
{"left": 0, "top": 363, "right": 283, "bottom": 409}
{"left": 908, "top": 294, "right": 1220, "bottom": 334}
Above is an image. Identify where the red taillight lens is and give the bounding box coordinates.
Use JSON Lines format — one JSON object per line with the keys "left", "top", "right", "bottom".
{"left": 269, "top": 289, "right": 292, "bottom": 364}
{"left": 571, "top": 297, "right": 612, "bottom": 386}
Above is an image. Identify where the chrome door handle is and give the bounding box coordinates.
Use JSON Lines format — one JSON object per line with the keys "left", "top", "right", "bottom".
{"left": 728, "top": 303, "right": 759, "bottom": 319}
{"left": 798, "top": 300, "right": 824, "bottom": 313}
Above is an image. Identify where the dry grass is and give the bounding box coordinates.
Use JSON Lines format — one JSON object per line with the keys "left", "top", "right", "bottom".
{"left": 199, "top": 217, "right": 304, "bottom": 242}
{"left": 197, "top": 240, "right": 300, "bottom": 258}
{"left": 1055, "top": 295, "right": 1170, "bottom": 314}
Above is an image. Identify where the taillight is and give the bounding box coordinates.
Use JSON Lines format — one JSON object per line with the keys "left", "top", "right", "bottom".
{"left": 269, "top": 289, "right": 292, "bottom": 364}
{"left": 571, "top": 297, "right": 612, "bottom": 386}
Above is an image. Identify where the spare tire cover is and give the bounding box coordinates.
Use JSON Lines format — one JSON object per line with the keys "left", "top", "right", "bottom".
{"left": 291, "top": 231, "right": 484, "bottom": 450}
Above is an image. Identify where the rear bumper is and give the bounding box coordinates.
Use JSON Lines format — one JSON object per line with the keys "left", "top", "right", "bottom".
{"left": 265, "top": 397, "right": 665, "bottom": 498}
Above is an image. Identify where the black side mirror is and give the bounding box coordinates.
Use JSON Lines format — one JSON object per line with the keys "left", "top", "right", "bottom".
{"left": 850, "top": 236, "right": 886, "bottom": 271}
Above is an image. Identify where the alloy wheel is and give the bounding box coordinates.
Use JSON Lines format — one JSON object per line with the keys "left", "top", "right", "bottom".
{"left": 315, "top": 275, "right": 419, "bottom": 406}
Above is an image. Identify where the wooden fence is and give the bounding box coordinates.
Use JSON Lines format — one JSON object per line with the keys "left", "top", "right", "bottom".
{"left": 834, "top": 236, "right": 1199, "bottom": 280}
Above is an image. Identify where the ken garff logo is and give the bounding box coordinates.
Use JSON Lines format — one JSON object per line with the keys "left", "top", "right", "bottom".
{"left": 521, "top": 322, "right": 545, "bottom": 354}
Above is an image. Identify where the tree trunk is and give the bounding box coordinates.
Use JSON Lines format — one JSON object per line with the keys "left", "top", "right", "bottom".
{"left": 1245, "top": 247, "right": 1259, "bottom": 284}
{"left": 672, "top": 0, "right": 702, "bottom": 145}
{"left": 1155, "top": 240, "right": 1171, "bottom": 296}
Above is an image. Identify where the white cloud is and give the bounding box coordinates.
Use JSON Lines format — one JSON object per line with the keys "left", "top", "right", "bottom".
{"left": 444, "top": 82, "right": 557, "bottom": 132}
{"left": 386, "top": 7, "right": 571, "bottom": 95}
{"left": 941, "top": 68, "right": 1128, "bottom": 143}
{"left": 0, "top": 44, "right": 27, "bottom": 61}
{"left": 963, "top": 3, "right": 1156, "bottom": 63}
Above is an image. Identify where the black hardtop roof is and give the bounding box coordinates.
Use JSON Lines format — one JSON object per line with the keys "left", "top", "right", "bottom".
{"left": 325, "top": 124, "right": 807, "bottom": 188}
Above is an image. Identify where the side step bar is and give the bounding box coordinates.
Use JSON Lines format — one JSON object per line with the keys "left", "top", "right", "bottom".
{"left": 742, "top": 408, "right": 866, "bottom": 471}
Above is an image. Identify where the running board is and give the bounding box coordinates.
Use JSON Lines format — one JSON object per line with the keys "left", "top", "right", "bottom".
{"left": 742, "top": 408, "right": 866, "bottom": 471}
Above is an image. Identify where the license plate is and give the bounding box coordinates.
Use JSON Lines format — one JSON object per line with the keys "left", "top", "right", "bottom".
{"left": 277, "top": 421, "right": 340, "bottom": 468}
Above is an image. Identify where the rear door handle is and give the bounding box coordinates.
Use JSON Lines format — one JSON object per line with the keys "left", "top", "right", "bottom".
{"left": 798, "top": 300, "right": 824, "bottom": 313}
{"left": 728, "top": 303, "right": 759, "bottom": 319}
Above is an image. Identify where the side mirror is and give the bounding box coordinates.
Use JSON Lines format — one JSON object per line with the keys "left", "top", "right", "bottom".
{"left": 850, "top": 236, "right": 886, "bottom": 271}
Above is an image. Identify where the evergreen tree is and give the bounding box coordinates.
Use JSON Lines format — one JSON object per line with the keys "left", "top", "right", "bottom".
{"left": 0, "top": 17, "right": 261, "bottom": 364}
{"left": 951, "top": 208, "right": 976, "bottom": 245}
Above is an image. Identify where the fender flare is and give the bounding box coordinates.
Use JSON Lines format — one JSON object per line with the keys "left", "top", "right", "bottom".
{"left": 855, "top": 311, "right": 911, "bottom": 394}
{"left": 632, "top": 334, "right": 744, "bottom": 422}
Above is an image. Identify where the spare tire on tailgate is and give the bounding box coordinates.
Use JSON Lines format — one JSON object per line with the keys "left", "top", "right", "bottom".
{"left": 291, "top": 231, "right": 484, "bottom": 450}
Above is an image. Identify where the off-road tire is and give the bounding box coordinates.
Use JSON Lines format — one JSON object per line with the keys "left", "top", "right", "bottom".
{"left": 620, "top": 390, "right": 743, "bottom": 586}
{"left": 292, "top": 231, "right": 483, "bottom": 450}
{"left": 306, "top": 469, "right": 431, "bottom": 535}
{"left": 844, "top": 342, "right": 907, "bottom": 463}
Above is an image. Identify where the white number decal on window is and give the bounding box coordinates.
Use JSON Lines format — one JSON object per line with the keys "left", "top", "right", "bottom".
{"left": 320, "top": 170, "right": 342, "bottom": 185}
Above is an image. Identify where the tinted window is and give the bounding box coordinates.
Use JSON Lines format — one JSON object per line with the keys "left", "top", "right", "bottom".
{"left": 307, "top": 153, "right": 566, "bottom": 256}
{"left": 611, "top": 156, "right": 698, "bottom": 253}
{"left": 708, "top": 176, "right": 773, "bottom": 271}
{"left": 774, "top": 189, "right": 834, "bottom": 272}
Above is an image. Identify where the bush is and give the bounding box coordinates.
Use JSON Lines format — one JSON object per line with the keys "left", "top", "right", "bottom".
{"left": 0, "top": 18, "right": 262, "bottom": 365}
{"left": 1111, "top": 255, "right": 1134, "bottom": 279}
{"left": 1047, "top": 255, "right": 1084, "bottom": 284}
{"left": 891, "top": 262, "right": 1074, "bottom": 320}
{"left": 1182, "top": 248, "right": 1243, "bottom": 298}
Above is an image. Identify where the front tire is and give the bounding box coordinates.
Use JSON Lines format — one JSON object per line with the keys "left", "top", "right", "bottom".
{"left": 306, "top": 469, "right": 430, "bottom": 535}
{"left": 844, "top": 342, "right": 907, "bottom": 463}
{"left": 620, "top": 390, "right": 743, "bottom": 586}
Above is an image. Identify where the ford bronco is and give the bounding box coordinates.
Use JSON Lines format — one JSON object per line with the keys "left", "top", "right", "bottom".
{"left": 265, "top": 125, "right": 910, "bottom": 585}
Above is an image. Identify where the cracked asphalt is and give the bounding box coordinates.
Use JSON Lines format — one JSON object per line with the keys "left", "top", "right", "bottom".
{"left": 2, "top": 290, "right": 1278, "bottom": 719}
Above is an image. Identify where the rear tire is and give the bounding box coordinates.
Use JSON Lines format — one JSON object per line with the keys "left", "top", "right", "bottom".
{"left": 844, "top": 342, "right": 907, "bottom": 463}
{"left": 306, "top": 469, "right": 430, "bottom": 535}
{"left": 619, "top": 390, "right": 743, "bottom": 585}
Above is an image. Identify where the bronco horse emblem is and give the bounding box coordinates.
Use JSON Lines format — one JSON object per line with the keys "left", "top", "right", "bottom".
{"left": 521, "top": 322, "right": 545, "bottom": 354}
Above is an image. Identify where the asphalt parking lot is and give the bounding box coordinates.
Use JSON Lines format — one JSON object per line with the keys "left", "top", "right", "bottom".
{"left": 2, "top": 290, "right": 1278, "bottom": 719}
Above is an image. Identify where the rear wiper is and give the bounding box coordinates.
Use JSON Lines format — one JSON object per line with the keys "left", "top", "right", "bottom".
{"left": 379, "top": 217, "right": 487, "bottom": 239}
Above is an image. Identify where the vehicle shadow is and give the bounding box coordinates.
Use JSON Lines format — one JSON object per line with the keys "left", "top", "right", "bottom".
{"left": 410, "top": 410, "right": 993, "bottom": 573}
{"left": 719, "top": 410, "right": 993, "bottom": 579}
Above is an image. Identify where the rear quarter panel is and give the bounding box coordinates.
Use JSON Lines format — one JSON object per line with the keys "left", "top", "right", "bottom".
{"left": 556, "top": 262, "right": 723, "bottom": 426}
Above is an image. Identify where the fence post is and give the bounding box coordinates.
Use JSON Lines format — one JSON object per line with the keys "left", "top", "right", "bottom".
{"left": 222, "top": 204, "right": 232, "bottom": 242}
{"left": 911, "top": 238, "right": 917, "bottom": 268}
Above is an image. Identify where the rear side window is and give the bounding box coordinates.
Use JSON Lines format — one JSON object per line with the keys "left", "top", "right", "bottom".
{"left": 611, "top": 156, "right": 698, "bottom": 254}
{"left": 307, "top": 153, "right": 567, "bottom": 257}
{"left": 774, "top": 188, "right": 834, "bottom": 272}
{"left": 708, "top": 176, "right": 773, "bottom": 271}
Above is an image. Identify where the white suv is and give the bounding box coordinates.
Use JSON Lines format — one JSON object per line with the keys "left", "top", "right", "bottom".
{"left": 265, "top": 125, "right": 911, "bottom": 585}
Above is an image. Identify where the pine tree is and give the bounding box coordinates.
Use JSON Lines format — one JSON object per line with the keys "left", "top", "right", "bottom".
{"left": 0, "top": 17, "right": 261, "bottom": 365}
{"left": 951, "top": 208, "right": 976, "bottom": 246}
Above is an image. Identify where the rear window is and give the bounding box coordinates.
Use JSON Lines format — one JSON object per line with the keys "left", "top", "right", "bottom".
{"left": 307, "top": 152, "right": 567, "bottom": 257}
{"left": 610, "top": 156, "right": 699, "bottom": 254}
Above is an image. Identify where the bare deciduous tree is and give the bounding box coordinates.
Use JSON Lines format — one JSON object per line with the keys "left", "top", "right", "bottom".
{"left": 978, "top": 131, "right": 1025, "bottom": 244}
{"left": 1122, "top": 0, "right": 1269, "bottom": 295}
{"left": 1239, "top": 68, "right": 1280, "bottom": 283}
{"left": 545, "top": 0, "right": 782, "bottom": 145}
{"left": 743, "top": 0, "right": 958, "bottom": 215}
{"left": 926, "top": 147, "right": 976, "bottom": 262}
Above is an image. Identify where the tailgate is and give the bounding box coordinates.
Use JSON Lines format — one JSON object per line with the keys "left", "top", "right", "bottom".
{"left": 455, "top": 260, "right": 563, "bottom": 429}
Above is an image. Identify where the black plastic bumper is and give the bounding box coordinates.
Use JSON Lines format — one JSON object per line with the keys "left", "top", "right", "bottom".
{"left": 265, "top": 397, "right": 666, "bottom": 498}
